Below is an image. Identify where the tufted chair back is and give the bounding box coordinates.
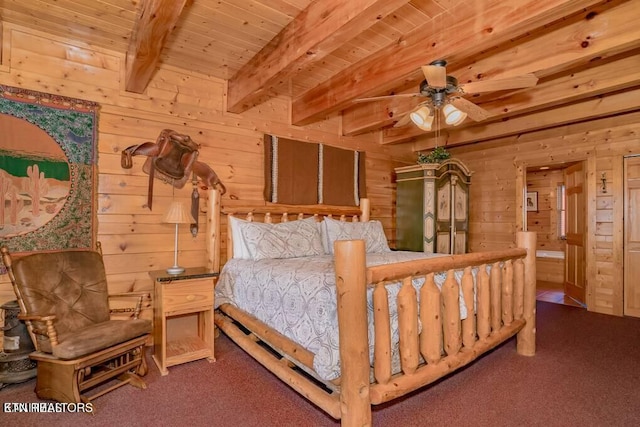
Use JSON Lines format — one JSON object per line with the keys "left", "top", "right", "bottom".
{"left": 9, "top": 250, "right": 111, "bottom": 354}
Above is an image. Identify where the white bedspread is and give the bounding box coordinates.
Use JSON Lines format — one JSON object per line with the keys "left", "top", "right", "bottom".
{"left": 216, "top": 251, "right": 478, "bottom": 381}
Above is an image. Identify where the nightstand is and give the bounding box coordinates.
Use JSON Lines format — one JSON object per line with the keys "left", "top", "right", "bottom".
{"left": 150, "top": 267, "right": 218, "bottom": 375}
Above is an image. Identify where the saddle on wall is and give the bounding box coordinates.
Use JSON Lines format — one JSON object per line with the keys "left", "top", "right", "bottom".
{"left": 121, "top": 129, "right": 226, "bottom": 212}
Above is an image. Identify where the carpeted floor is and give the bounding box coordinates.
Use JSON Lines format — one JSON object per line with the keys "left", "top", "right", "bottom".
{"left": 2, "top": 301, "right": 639, "bottom": 426}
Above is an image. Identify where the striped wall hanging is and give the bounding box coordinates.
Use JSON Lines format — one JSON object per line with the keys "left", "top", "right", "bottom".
{"left": 263, "top": 135, "right": 366, "bottom": 206}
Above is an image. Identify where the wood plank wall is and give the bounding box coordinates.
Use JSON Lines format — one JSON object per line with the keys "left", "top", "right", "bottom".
{"left": 451, "top": 112, "right": 639, "bottom": 316}
{"left": 0, "top": 24, "right": 407, "bottom": 317}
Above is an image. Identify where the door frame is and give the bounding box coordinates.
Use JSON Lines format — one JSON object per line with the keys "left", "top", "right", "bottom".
{"left": 624, "top": 154, "right": 640, "bottom": 316}
{"left": 515, "top": 156, "right": 596, "bottom": 311}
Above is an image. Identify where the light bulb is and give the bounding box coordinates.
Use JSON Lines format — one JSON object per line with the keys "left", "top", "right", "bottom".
{"left": 409, "top": 107, "right": 433, "bottom": 130}
{"left": 443, "top": 104, "right": 467, "bottom": 126}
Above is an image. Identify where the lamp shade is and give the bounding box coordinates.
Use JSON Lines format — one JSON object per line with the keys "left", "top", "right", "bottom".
{"left": 162, "top": 201, "right": 194, "bottom": 224}
{"left": 415, "top": 120, "right": 434, "bottom": 132}
{"left": 443, "top": 104, "right": 467, "bottom": 126}
{"left": 409, "top": 106, "right": 433, "bottom": 130}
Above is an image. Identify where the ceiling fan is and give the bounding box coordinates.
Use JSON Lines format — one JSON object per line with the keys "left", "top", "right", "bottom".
{"left": 354, "top": 60, "right": 539, "bottom": 131}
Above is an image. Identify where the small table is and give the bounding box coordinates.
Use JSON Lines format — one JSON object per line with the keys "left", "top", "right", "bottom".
{"left": 150, "top": 267, "right": 218, "bottom": 375}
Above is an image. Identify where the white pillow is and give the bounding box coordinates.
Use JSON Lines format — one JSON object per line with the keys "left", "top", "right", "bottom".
{"left": 322, "top": 217, "right": 391, "bottom": 254}
{"left": 317, "top": 221, "right": 330, "bottom": 254}
{"left": 228, "top": 216, "right": 252, "bottom": 259}
{"left": 237, "top": 217, "right": 325, "bottom": 260}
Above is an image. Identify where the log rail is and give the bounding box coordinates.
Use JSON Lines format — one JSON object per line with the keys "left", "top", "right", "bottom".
{"left": 334, "top": 231, "right": 536, "bottom": 425}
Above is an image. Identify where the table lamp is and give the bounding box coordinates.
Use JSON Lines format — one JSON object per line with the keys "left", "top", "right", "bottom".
{"left": 162, "top": 200, "right": 194, "bottom": 275}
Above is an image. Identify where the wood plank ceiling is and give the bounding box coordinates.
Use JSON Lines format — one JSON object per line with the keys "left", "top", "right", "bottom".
{"left": 2, "top": 0, "right": 639, "bottom": 152}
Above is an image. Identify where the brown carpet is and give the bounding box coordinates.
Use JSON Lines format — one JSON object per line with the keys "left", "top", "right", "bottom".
{"left": 2, "top": 301, "right": 640, "bottom": 426}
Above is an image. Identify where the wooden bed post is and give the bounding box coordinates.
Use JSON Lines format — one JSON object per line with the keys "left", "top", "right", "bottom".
{"left": 516, "top": 231, "right": 536, "bottom": 356}
{"left": 359, "top": 198, "right": 370, "bottom": 222}
{"left": 205, "top": 189, "right": 221, "bottom": 273}
{"left": 334, "top": 239, "right": 371, "bottom": 427}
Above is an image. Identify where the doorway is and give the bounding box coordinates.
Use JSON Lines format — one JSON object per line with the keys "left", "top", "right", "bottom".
{"left": 523, "top": 162, "right": 586, "bottom": 308}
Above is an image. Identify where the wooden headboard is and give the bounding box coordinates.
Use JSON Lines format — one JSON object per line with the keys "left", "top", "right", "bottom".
{"left": 204, "top": 189, "right": 370, "bottom": 273}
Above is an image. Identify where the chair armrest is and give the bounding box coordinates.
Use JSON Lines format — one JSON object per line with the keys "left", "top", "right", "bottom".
{"left": 18, "top": 314, "right": 59, "bottom": 346}
{"left": 108, "top": 292, "right": 151, "bottom": 320}
{"left": 18, "top": 314, "right": 56, "bottom": 322}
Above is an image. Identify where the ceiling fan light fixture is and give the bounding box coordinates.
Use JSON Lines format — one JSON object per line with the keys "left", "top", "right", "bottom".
{"left": 443, "top": 104, "right": 467, "bottom": 126}
{"left": 416, "top": 120, "right": 434, "bottom": 132}
{"left": 409, "top": 106, "right": 433, "bottom": 130}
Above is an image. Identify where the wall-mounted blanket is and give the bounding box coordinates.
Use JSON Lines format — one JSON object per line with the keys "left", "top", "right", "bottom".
{"left": 263, "top": 135, "right": 366, "bottom": 206}
{"left": 0, "top": 84, "right": 98, "bottom": 258}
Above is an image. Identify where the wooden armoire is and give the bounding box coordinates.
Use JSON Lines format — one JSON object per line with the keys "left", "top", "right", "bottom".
{"left": 395, "top": 159, "right": 472, "bottom": 254}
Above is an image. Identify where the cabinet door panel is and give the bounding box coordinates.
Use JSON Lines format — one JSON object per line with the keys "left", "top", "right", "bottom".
{"left": 453, "top": 180, "right": 469, "bottom": 254}
{"left": 396, "top": 178, "right": 424, "bottom": 251}
{"left": 436, "top": 179, "right": 452, "bottom": 253}
{"left": 437, "top": 232, "right": 451, "bottom": 254}
{"left": 454, "top": 232, "right": 467, "bottom": 255}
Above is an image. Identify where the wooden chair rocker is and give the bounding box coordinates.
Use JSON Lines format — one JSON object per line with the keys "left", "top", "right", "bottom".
{"left": 0, "top": 244, "right": 152, "bottom": 404}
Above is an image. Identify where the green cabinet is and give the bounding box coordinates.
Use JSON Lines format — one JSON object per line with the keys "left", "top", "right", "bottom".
{"left": 395, "top": 159, "right": 472, "bottom": 254}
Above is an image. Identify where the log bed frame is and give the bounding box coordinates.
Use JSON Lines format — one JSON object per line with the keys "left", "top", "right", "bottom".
{"left": 203, "top": 189, "right": 536, "bottom": 426}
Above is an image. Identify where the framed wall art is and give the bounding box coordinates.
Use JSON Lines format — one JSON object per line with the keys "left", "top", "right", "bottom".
{"left": 526, "top": 191, "right": 538, "bottom": 212}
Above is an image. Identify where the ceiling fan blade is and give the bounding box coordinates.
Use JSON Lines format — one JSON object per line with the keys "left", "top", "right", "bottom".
{"left": 450, "top": 97, "right": 492, "bottom": 122}
{"left": 421, "top": 65, "right": 447, "bottom": 89}
{"left": 353, "top": 93, "right": 422, "bottom": 103}
{"left": 458, "top": 73, "right": 538, "bottom": 94}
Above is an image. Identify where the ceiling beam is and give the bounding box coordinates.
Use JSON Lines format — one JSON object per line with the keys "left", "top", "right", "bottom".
{"left": 412, "top": 87, "right": 640, "bottom": 152}
{"left": 345, "top": 0, "right": 640, "bottom": 139}
{"left": 226, "top": 0, "right": 412, "bottom": 114}
{"left": 291, "top": 0, "right": 604, "bottom": 126}
{"left": 125, "top": 0, "right": 187, "bottom": 93}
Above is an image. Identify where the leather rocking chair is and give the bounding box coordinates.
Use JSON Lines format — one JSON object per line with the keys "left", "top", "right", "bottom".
{"left": 0, "top": 244, "right": 152, "bottom": 404}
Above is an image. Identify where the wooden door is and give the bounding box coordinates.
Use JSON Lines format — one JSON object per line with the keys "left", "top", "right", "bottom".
{"left": 564, "top": 162, "right": 586, "bottom": 304}
{"left": 624, "top": 156, "right": 640, "bottom": 317}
